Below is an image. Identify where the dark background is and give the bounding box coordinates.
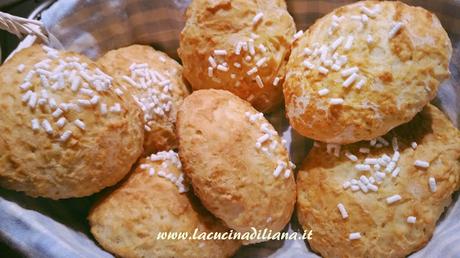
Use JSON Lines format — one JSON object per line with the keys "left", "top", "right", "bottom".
{"left": 0, "top": 0, "right": 43, "bottom": 62}
{"left": 0, "top": 1, "right": 44, "bottom": 256}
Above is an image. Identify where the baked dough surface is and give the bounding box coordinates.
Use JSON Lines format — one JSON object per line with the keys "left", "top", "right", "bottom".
{"left": 89, "top": 151, "right": 241, "bottom": 258}
{"left": 284, "top": 1, "right": 452, "bottom": 143}
{"left": 0, "top": 45, "right": 144, "bottom": 199}
{"left": 177, "top": 89, "right": 296, "bottom": 243}
{"left": 179, "top": 0, "right": 296, "bottom": 112}
{"left": 98, "top": 44, "right": 189, "bottom": 154}
{"left": 297, "top": 104, "right": 460, "bottom": 258}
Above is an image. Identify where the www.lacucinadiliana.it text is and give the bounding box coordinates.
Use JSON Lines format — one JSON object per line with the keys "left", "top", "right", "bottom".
{"left": 157, "top": 228, "right": 313, "bottom": 241}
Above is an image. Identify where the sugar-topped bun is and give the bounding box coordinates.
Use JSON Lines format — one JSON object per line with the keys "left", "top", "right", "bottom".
{"left": 0, "top": 45, "right": 144, "bottom": 199}
{"left": 297, "top": 104, "right": 460, "bottom": 257}
{"left": 284, "top": 1, "right": 452, "bottom": 144}
{"left": 177, "top": 89, "right": 296, "bottom": 243}
{"left": 89, "top": 151, "right": 241, "bottom": 258}
{"left": 98, "top": 45, "right": 189, "bottom": 155}
{"left": 178, "top": 0, "right": 296, "bottom": 113}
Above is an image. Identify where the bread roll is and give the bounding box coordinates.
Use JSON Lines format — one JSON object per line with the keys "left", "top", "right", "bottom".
{"left": 178, "top": 0, "right": 296, "bottom": 112}
{"left": 89, "top": 151, "right": 241, "bottom": 258}
{"left": 284, "top": 1, "right": 452, "bottom": 143}
{"left": 98, "top": 45, "right": 189, "bottom": 154}
{"left": 297, "top": 104, "right": 460, "bottom": 257}
{"left": 177, "top": 89, "right": 296, "bottom": 244}
{"left": 0, "top": 45, "right": 144, "bottom": 199}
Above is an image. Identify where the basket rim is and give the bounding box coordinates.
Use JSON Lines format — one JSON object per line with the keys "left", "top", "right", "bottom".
{"left": 28, "top": 0, "right": 56, "bottom": 20}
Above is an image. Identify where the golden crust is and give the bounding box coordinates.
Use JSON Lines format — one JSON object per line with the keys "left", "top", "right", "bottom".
{"left": 284, "top": 1, "right": 452, "bottom": 143}
{"left": 0, "top": 45, "right": 144, "bottom": 199}
{"left": 296, "top": 104, "right": 460, "bottom": 258}
{"left": 98, "top": 45, "right": 189, "bottom": 155}
{"left": 89, "top": 152, "right": 241, "bottom": 258}
{"left": 177, "top": 89, "right": 296, "bottom": 243}
{"left": 178, "top": 0, "right": 296, "bottom": 112}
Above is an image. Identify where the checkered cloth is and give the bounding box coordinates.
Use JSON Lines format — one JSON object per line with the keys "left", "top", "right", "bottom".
{"left": 0, "top": 0, "right": 459, "bottom": 257}
{"left": 41, "top": 0, "right": 460, "bottom": 58}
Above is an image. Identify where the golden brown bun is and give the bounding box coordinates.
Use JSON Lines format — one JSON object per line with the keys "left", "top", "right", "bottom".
{"left": 297, "top": 104, "right": 460, "bottom": 258}
{"left": 0, "top": 45, "right": 144, "bottom": 199}
{"left": 177, "top": 89, "right": 296, "bottom": 244}
{"left": 98, "top": 45, "right": 189, "bottom": 155}
{"left": 178, "top": 0, "right": 296, "bottom": 113}
{"left": 89, "top": 151, "right": 241, "bottom": 258}
{"left": 284, "top": 1, "right": 452, "bottom": 144}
